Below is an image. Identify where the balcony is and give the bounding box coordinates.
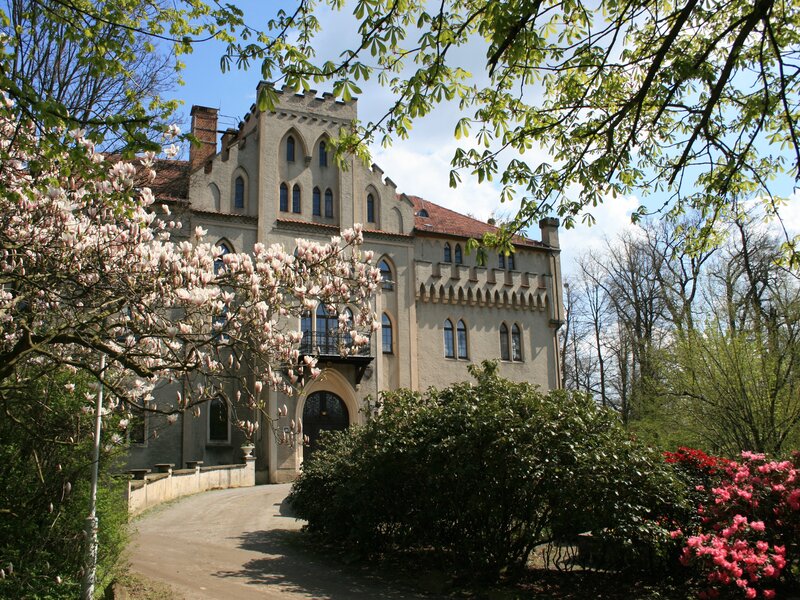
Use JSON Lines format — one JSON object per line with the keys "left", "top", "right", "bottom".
{"left": 299, "top": 331, "right": 374, "bottom": 384}
{"left": 299, "top": 331, "right": 371, "bottom": 357}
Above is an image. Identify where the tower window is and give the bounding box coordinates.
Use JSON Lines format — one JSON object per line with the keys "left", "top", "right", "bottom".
{"left": 313, "top": 187, "right": 321, "bottom": 216}
{"left": 367, "top": 194, "right": 375, "bottom": 223}
{"left": 292, "top": 184, "right": 301, "bottom": 214}
{"left": 287, "top": 135, "right": 295, "bottom": 162}
{"left": 319, "top": 141, "right": 328, "bottom": 167}
{"left": 382, "top": 313, "right": 393, "bottom": 354}
{"left": 511, "top": 324, "right": 522, "bottom": 361}
{"left": 457, "top": 320, "right": 468, "bottom": 359}
{"left": 279, "top": 183, "right": 288, "bottom": 212}
{"left": 500, "top": 323, "right": 510, "bottom": 361}
{"left": 379, "top": 260, "right": 393, "bottom": 290}
{"left": 234, "top": 176, "right": 245, "bottom": 209}
{"left": 443, "top": 319, "right": 455, "bottom": 358}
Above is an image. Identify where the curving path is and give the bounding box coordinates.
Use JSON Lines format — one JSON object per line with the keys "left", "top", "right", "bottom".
{"left": 128, "top": 484, "right": 435, "bottom": 600}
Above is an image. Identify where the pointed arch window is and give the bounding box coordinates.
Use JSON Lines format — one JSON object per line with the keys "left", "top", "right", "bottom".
{"left": 379, "top": 259, "right": 393, "bottom": 290}
{"left": 455, "top": 244, "right": 463, "bottom": 264}
{"left": 313, "top": 187, "right": 321, "bottom": 216}
{"left": 214, "top": 242, "right": 231, "bottom": 275}
{"left": 444, "top": 243, "right": 452, "bottom": 263}
{"left": 319, "top": 140, "right": 328, "bottom": 167}
{"left": 381, "top": 313, "right": 393, "bottom": 354}
{"left": 457, "top": 319, "right": 468, "bottom": 359}
{"left": 498, "top": 253, "right": 506, "bottom": 269}
{"left": 367, "top": 193, "right": 376, "bottom": 223}
{"left": 500, "top": 323, "right": 510, "bottom": 361}
{"left": 292, "top": 184, "right": 301, "bottom": 214}
{"left": 208, "top": 397, "right": 229, "bottom": 442}
{"left": 280, "top": 183, "right": 289, "bottom": 212}
{"left": 511, "top": 324, "right": 522, "bottom": 361}
{"left": 234, "top": 176, "right": 245, "bottom": 209}
{"left": 324, "top": 189, "right": 334, "bottom": 218}
{"left": 286, "top": 135, "right": 295, "bottom": 162}
{"left": 443, "top": 319, "right": 455, "bottom": 358}
{"left": 508, "top": 253, "right": 516, "bottom": 270}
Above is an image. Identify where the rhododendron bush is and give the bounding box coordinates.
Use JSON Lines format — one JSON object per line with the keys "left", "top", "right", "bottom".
{"left": 0, "top": 97, "right": 380, "bottom": 434}
{"left": 669, "top": 449, "right": 800, "bottom": 599}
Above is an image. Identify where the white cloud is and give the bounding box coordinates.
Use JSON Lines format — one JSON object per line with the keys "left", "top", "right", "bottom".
{"left": 559, "top": 195, "right": 643, "bottom": 277}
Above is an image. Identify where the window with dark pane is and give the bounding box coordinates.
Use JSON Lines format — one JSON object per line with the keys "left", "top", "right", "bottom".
{"left": 286, "top": 135, "right": 295, "bottom": 162}
{"left": 319, "top": 140, "right": 328, "bottom": 166}
{"left": 443, "top": 319, "right": 455, "bottom": 358}
{"left": 455, "top": 244, "right": 463, "bottom": 264}
{"left": 500, "top": 323, "right": 510, "bottom": 361}
{"left": 312, "top": 187, "right": 321, "bottom": 216}
{"left": 367, "top": 194, "right": 375, "bottom": 223}
{"left": 457, "top": 319, "right": 468, "bottom": 359}
{"left": 379, "top": 259, "right": 393, "bottom": 290}
{"left": 512, "top": 324, "right": 522, "bottom": 361}
{"left": 234, "top": 176, "right": 245, "bottom": 209}
{"left": 292, "top": 184, "right": 301, "bottom": 213}
{"left": 443, "top": 243, "right": 452, "bottom": 263}
{"left": 324, "top": 189, "right": 334, "bottom": 218}
{"left": 279, "top": 183, "right": 288, "bottom": 211}
{"left": 209, "top": 397, "right": 229, "bottom": 442}
{"left": 382, "top": 313, "right": 393, "bottom": 353}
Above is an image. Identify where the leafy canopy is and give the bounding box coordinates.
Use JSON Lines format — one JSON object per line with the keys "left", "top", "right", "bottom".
{"left": 224, "top": 0, "right": 800, "bottom": 246}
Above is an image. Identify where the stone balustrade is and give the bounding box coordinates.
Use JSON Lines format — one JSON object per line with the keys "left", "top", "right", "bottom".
{"left": 126, "top": 457, "right": 256, "bottom": 516}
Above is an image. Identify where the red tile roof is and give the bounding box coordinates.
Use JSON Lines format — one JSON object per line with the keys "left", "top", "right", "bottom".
{"left": 405, "top": 194, "right": 541, "bottom": 248}
{"left": 148, "top": 159, "right": 190, "bottom": 201}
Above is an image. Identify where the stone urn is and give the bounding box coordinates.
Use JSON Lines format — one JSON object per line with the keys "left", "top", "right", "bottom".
{"left": 241, "top": 443, "right": 255, "bottom": 459}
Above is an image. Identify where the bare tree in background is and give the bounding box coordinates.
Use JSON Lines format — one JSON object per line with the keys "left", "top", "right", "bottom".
{"left": 3, "top": 0, "right": 178, "bottom": 149}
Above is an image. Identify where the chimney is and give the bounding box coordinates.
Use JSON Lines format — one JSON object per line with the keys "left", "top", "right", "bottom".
{"left": 190, "top": 105, "right": 218, "bottom": 170}
{"left": 539, "top": 217, "right": 560, "bottom": 249}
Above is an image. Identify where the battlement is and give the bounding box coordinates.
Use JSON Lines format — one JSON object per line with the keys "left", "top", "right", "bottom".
{"left": 414, "top": 260, "right": 549, "bottom": 311}
{"left": 254, "top": 82, "right": 358, "bottom": 122}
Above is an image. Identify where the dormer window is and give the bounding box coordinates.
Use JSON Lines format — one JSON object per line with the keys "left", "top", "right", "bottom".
{"left": 417, "top": 209, "right": 429, "bottom": 217}
{"left": 319, "top": 141, "right": 328, "bottom": 167}
{"left": 287, "top": 135, "right": 296, "bottom": 162}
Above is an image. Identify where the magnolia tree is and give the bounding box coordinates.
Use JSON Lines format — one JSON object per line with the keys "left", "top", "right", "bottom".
{"left": 0, "top": 96, "right": 381, "bottom": 445}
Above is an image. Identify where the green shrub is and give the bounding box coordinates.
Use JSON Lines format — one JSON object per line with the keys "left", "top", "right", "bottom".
{"left": 0, "top": 370, "right": 128, "bottom": 598}
{"left": 289, "top": 361, "right": 685, "bottom": 578}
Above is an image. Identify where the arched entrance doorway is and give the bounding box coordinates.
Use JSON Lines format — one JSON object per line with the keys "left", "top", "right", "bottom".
{"left": 302, "top": 391, "right": 349, "bottom": 461}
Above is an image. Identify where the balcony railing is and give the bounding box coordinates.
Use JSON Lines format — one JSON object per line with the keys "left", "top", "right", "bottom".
{"left": 299, "top": 331, "right": 371, "bottom": 358}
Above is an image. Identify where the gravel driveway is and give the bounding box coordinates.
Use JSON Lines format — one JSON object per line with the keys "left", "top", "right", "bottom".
{"left": 128, "top": 484, "right": 433, "bottom": 599}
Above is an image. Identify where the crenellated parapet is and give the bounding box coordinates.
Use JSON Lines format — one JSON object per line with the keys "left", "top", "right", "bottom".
{"left": 414, "top": 260, "right": 550, "bottom": 311}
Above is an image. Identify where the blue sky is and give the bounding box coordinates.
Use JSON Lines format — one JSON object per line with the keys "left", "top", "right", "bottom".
{"left": 170, "top": 1, "right": 799, "bottom": 276}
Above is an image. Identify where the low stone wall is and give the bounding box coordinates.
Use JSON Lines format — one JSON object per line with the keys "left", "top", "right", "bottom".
{"left": 126, "top": 457, "right": 256, "bottom": 516}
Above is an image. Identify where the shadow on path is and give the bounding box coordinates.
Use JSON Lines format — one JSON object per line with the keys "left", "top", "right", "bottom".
{"left": 213, "top": 528, "right": 432, "bottom": 600}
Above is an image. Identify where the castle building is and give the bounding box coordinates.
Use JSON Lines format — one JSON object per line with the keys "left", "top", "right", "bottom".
{"left": 130, "top": 84, "right": 565, "bottom": 483}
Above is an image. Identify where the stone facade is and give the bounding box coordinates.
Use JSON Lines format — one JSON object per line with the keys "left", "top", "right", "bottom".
{"left": 127, "top": 84, "right": 565, "bottom": 483}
